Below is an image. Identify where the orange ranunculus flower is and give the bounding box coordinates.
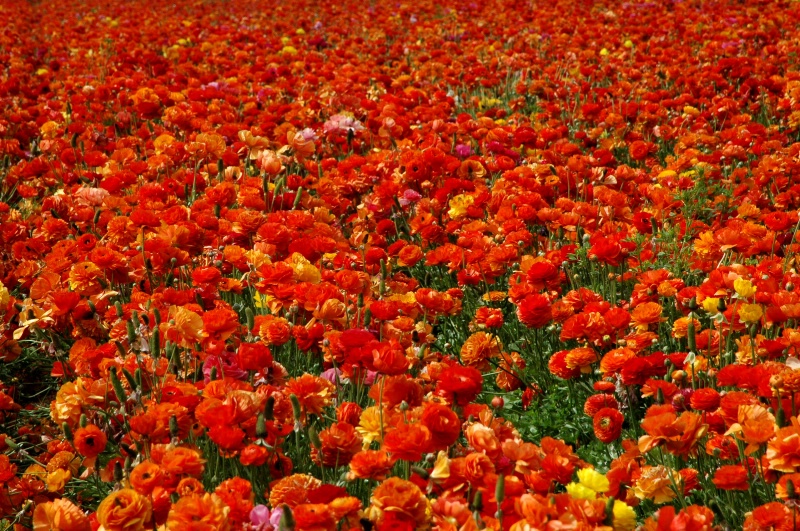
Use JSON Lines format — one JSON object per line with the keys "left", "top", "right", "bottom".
{"left": 725, "top": 404, "right": 775, "bottom": 454}
{"left": 465, "top": 422, "right": 501, "bottom": 460}
{"left": 292, "top": 504, "right": 336, "bottom": 530}
{"left": 584, "top": 394, "right": 619, "bottom": 417}
{"left": 460, "top": 331, "right": 502, "bottom": 370}
{"left": 689, "top": 388, "right": 721, "bottom": 412}
{"left": 160, "top": 447, "right": 206, "bottom": 478}
{"left": 632, "top": 465, "right": 680, "bottom": 504}
{"left": 397, "top": 244, "right": 423, "bottom": 267}
{"left": 163, "top": 306, "right": 207, "bottom": 348}
{"left": 73, "top": 424, "right": 107, "bottom": 458}
{"left": 383, "top": 423, "right": 432, "bottom": 462}
{"left": 129, "top": 461, "right": 163, "bottom": 496}
{"left": 96, "top": 489, "right": 153, "bottom": 531}
{"left": 630, "top": 302, "right": 664, "bottom": 331}
{"left": 744, "top": 502, "right": 790, "bottom": 530}
{"left": 464, "top": 452, "right": 495, "bottom": 484}
{"left": 348, "top": 450, "right": 396, "bottom": 481}
{"left": 421, "top": 402, "right": 461, "bottom": 451}
{"left": 285, "top": 374, "right": 335, "bottom": 418}
{"left": 767, "top": 417, "right": 800, "bottom": 473}
{"left": 215, "top": 477, "right": 254, "bottom": 528}
{"left": 269, "top": 474, "right": 322, "bottom": 508}
{"left": 671, "top": 316, "right": 700, "bottom": 339}
{"left": 312, "top": 422, "right": 363, "bottom": 467}
{"left": 175, "top": 478, "right": 206, "bottom": 497}
{"left": 371, "top": 339, "right": 410, "bottom": 376}
{"left": 166, "top": 493, "right": 230, "bottom": 531}
{"left": 68, "top": 262, "right": 104, "bottom": 295}
{"left": 712, "top": 465, "right": 750, "bottom": 491}
{"left": 593, "top": 408, "right": 624, "bottom": 443}
{"left": 202, "top": 307, "right": 240, "bottom": 342}
{"left": 564, "top": 347, "right": 598, "bottom": 374}
{"left": 600, "top": 347, "right": 636, "bottom": 376}
{"left": 371, "top": 477, "right": 430, "bottom": 527}
{"left": 33, "top": 498, "right": 91, "bottom": 531}
{"left": 638, "top": 405, "right": 708, "bottom": 458}
{"left": 46, "top": 451, "right": 80, "bottom": 492}
{"left": 368, "top": 375, "right": 422, "bottom": 409}
{"left": 329, "top": 496, "right": 363, "bottom": 523}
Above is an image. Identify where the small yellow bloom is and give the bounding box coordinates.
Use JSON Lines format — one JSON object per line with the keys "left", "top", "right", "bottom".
{"left": 0, "top": 281, "right": 8, "bottom": 309}
{"left": 734, "top": 278, "right": 757, "bottom": 298}
{"left": 577, "top": 467, "right": 610, "bottom": 494}
{"left": 738, "top": 303, "right": 763, "bottom": 324}
{"left": 623, "top": 40, "right": 634, "bottom": 49}
{"left": 565, "top": 482, "right": 597, "bottom": 500}
{"left": 599, "top": 48, "right": 609, "bottom": 56}
{"left": 612, "top": 500, "right": 637, "bottom": 531}
{"left": 448, "top": 194, "right": 474, "bottom": 220}
{"left": 702, "top": 297, "right": 720, "bottom": 314}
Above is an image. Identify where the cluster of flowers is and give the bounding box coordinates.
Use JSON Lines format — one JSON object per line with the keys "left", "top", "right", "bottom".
{"left": 2, "top": 0, "right": 800, "bottom": 529}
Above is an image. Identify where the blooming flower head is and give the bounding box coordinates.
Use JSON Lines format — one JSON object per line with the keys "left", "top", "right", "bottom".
{"left": 323, "top": 113, "right": 365, "bottom": 135}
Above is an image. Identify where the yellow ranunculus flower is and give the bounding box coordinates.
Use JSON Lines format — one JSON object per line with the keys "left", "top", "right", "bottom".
{"left": 702, "top": 297, "right": 720, "bottom": 314}
{"left": 612, "top": 500, "right": 637, "bottom": 531}
{"left": 565, "top": 482, "right": 597, "bottom": 500}
{"left": 448, "top": 194, "right": 474, "bottom": 220}
{"left": 577, "top": 467, "right": 610, "bottom": 494}
{"left": 738, "top": 303, "right": 763, "bottom": 324}
{"left": 734, "top": 278, "right": 757, "bottom": 298}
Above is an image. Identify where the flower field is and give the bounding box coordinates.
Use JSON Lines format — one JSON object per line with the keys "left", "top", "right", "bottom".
{"left": 3, "top": 0, "right": 800, "bottom": 528}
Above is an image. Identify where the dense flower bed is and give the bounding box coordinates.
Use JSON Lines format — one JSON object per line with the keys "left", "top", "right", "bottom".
{"left": 2, "top": 0, "right": 800, "bottom": 528}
